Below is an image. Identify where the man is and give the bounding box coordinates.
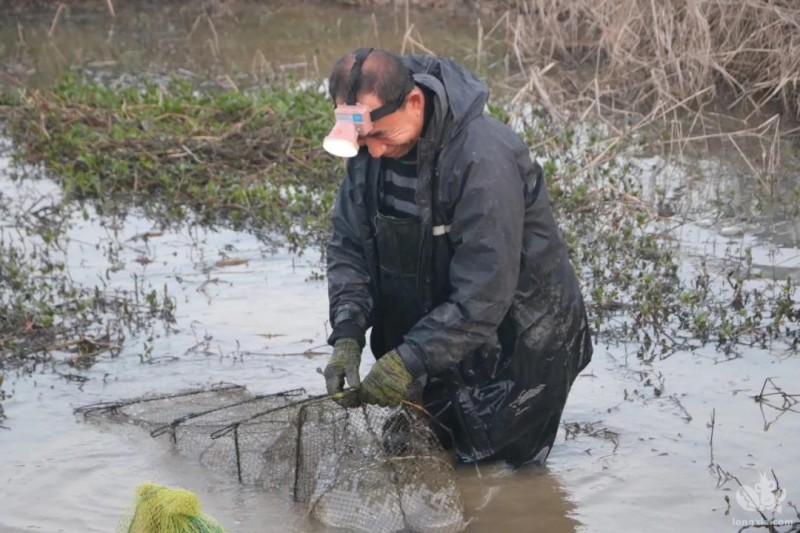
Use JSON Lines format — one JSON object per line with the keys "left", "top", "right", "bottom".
{"left": 322, "top": 48, "right": 592, "bottom": 467}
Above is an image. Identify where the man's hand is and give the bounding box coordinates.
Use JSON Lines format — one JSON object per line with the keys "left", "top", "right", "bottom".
{"left": 358, "top": 350, "right": 413, "bottom": 407}
{"left": 323, "top": 338, "right": 362, "bottom": 407}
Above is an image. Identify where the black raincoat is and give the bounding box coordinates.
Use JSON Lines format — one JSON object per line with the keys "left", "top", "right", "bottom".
{"left": 327, "top": 55, "right": 592, "bottom": 466}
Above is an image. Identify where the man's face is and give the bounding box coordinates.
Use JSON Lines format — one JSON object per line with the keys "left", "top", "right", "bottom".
{"left": 341, "top": 88, "right": 424, "bottom": 159}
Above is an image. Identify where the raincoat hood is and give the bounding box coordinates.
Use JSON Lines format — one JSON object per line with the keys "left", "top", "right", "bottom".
{"left": 402, "top": 54, "right": 489, "bottom": 140}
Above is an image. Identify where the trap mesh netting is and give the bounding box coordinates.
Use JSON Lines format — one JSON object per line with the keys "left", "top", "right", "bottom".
{"left": 76, "top": 384, "right": 466, "bottom": 533}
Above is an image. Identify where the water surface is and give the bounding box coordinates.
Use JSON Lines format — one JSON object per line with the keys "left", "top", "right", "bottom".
{"left": 1, "top": 140, "right": 799, "bottom": 533}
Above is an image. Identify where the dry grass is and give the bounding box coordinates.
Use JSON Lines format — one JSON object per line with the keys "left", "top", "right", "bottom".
{"left": 475, "top": 0, "right": 800, "bottom": 201}
{"left": 495, "top": 0, "right": 800, "bottom": 124}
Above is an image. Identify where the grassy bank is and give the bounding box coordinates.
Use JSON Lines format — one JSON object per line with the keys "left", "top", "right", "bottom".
{"left": 2, "top": 75, "right": 339, "bottom": 250}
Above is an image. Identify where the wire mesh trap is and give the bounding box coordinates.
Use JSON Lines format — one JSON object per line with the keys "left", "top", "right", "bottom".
{"left": 76, "top": 384, "right": 466, "bottom": 533}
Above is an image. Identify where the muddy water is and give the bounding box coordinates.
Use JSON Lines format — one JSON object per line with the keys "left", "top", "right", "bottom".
{"left": 1, "top": 152, "right": 799, "bottom": 533}
{"left": 1, "top": 3, "right": 800, "bottom": 533}
{"left": 0, "top": 160, "right": 576, "bottom": 532}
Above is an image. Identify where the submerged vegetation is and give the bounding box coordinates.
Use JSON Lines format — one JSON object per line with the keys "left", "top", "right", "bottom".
{"left": 532, "top": 118, "right": 799, "bottom": 362}
{"left": 0, "top": 187, "right": 176, "bottom": 371}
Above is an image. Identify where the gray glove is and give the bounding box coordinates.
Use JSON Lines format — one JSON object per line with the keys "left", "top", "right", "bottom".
{"left": 323, "top": 338, "right": 362, "bottom": 406}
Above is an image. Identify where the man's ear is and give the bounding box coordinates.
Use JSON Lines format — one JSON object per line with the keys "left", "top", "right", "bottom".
{"left": 406, "top": 87, "right": 424, "bottom": 112}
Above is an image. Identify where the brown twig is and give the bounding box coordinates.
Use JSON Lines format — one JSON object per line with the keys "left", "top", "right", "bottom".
{"left": 708, "top": 408, "right": 716, "bottom": 468}
{"left": 48, "top": 3, "right": 66, "bottom": 39}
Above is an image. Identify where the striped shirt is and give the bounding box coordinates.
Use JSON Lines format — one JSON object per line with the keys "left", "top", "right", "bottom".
{"left": 377, "top": 85, "right": 434, "bottom": 219}
{"left": 379, "top": 149, "right": 419, "bottom": 218}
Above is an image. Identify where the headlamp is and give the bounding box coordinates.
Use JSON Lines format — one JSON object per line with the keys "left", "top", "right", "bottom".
{"left": 322, "top": 104, "right": 373, "bottom": 158}
{"left": 323, "top": 47, "right": 415, "bottom": 158}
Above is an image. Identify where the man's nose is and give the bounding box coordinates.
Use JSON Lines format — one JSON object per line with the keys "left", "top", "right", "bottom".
{"left": 366, "top": 139, "right": 387, "bottom": 158}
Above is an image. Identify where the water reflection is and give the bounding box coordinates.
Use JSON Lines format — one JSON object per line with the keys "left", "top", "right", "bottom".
{"left": 0, "top": 2, "right": 492, "bottom": 88}
{"left": 459, "top": 463, "right": 579, "bottom": 532}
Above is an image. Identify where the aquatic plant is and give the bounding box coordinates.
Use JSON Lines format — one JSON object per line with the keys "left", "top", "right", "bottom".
{"left": 0, "top": 188, "right": 176, "bottom": 370}
{"left": 509, "top": 111, "right": 799, "bottom": 366}
{"left": 1, "top": 75, "right": 340, "bottom": 251}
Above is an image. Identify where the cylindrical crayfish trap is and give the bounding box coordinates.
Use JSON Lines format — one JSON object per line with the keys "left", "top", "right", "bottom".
{"left": 76, "top": 384, "right": 466, "bottom": 533}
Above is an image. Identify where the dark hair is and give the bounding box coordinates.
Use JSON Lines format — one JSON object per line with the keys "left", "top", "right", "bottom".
{"left": 328, "top": 48, "right": 413, "bottom": 106}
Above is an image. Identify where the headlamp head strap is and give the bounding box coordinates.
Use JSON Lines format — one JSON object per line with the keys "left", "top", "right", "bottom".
{"left": 346, "top": 47, "right": 373, "bottom": 106}
{"left": 368, "top": 69, "right": 415, "bottom": 122}
{"left": 343, "top": 48, "right": 416, "bottom": 122}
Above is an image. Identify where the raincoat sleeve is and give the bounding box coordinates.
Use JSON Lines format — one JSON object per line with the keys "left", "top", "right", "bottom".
{"left": 326, "top": 166, "right": 372, "bottom": 348}
{"left": 397, "top": 141, "right": 526, "bottom": 378}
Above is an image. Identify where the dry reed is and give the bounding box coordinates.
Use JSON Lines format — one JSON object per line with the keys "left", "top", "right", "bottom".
{"left": 485, "top": 0, "right": 800, "bottom": 193}
{"left": 498, "top": 0, "right": 800, "bottom": 122}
